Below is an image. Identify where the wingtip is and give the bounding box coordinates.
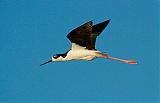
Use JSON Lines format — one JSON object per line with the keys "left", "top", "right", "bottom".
{"left": 100, "top": 19, "right": 111, "bottom": 24}
{"left": 107, "top": 19, "right": 111, "bottom": 22}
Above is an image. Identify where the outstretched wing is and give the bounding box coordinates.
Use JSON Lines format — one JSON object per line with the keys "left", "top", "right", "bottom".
{"left": 67, "top": 20, "right": 110, "bottom": 50}
{"left": 67, "top": 21, "right": 93, "bottom": 50}
{"left": 91, "top": 20, "right": 110, "bottom": 49}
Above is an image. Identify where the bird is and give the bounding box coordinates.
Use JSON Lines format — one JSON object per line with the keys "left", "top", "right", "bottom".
{"left": 40, "top": 19, "right": 137, "bottom": 66}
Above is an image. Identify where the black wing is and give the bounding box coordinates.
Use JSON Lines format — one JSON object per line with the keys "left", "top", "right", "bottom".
{"left": 67, "top": 21, "right": 93, "bottom": 49}
{"left": 67, "top": 20, "right": 110, "bottom": 50}
{"left": 91, "top": 20, "right": 111, "bottom": 49}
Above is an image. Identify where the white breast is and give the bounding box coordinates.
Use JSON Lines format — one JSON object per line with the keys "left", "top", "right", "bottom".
{"left": 65, "top": 49, "right": 96, "bottom": 60}
{"left": 63, "top": 43, "right": 104, "bottom": 61}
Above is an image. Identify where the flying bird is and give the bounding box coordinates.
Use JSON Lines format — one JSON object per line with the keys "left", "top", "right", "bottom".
{"left": 40, "top": 19, "right": 137, "bottom": 66}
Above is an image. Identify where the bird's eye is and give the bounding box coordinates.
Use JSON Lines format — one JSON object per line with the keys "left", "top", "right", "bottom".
{"left": 53, "top": 55, "right": 59, "bottom": 59}
{"left": 53, "top": 55, "right": 57, "bottom": 57}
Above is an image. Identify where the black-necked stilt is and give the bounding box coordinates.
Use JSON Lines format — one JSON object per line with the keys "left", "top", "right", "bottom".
{"left": 40, "top": 19, "right": 137, "bottom": 66}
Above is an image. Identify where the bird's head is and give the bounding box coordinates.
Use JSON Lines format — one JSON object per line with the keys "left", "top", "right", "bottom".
{"left": 52, "top": 54, "right": 65, "bottom": 61}
{"left": 40, "top": 54, "right": 65, "bottom": 66}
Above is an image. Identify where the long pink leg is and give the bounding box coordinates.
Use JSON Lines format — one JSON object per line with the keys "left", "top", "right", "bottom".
{"left": 101, "top": 55, "right": 138, "bottom": 64}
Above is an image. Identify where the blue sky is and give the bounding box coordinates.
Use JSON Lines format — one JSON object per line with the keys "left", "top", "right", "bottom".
{"left": 0, "top": 0, "right": 159, "bottom": 103}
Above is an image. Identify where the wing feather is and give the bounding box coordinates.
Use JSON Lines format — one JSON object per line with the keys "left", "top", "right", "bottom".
{"left": 67, "top": 20, "right": 110, "bottom": 50}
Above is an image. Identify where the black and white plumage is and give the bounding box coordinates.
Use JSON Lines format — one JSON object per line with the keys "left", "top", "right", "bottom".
{"left": 40, "top": 19, "right": 137, "bottom": 66}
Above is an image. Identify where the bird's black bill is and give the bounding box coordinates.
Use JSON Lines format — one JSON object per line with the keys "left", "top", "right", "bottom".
{"left": 40, "top": 60, "right": 52, "bottom": 66}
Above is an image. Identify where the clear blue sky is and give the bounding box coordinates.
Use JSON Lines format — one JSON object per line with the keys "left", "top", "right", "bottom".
{"left": 0, "top": 0, "right": 159, "bottom": 103}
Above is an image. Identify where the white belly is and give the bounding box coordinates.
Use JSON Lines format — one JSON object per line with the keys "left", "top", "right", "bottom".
{"left": 65, "top": 49, "right": 97, "bottom": 60}
{"left": 79, "top": 56, "right": 96, "bottom": 60}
